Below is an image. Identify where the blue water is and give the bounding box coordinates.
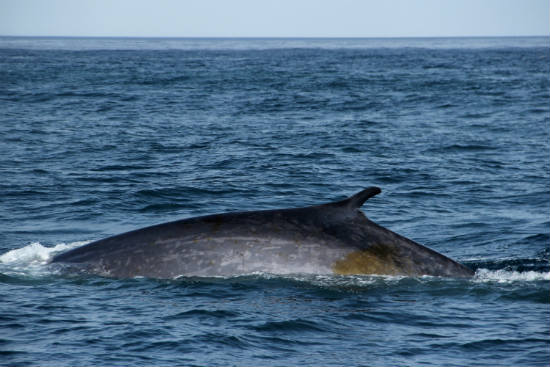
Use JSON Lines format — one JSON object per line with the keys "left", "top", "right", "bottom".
{"left": 1, "top": 37, "right": 549, "bottom": 366}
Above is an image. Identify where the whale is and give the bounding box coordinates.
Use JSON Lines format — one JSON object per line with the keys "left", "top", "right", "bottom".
{"left": 51, "top": 187, "right": 474, "bottom": 278}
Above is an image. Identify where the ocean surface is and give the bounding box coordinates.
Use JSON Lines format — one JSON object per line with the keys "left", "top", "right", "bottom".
{"left": 1, "top": 37, "right": 549, "bottom": 366}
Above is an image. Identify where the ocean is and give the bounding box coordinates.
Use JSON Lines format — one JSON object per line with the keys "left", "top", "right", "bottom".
{"left": 0, "top": 37, "right": 549, "bottom": 366}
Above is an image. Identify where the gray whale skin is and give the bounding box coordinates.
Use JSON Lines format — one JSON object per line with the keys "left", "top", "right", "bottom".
{"left": 51, "top": 187, "right": 474, "bottom": 279}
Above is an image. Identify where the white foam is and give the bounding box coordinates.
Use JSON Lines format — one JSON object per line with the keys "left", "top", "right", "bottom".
{"left": 236, "top": 270, "right": 549, "bottom": 286}
{"left": 0, "top": 241, "right": 89, "bottom": 277}
{"left": 474, "top": 268, "right": 550, "bottom": 283}
{"left": 228, "top": 272, "right": 408, "bottom": 288}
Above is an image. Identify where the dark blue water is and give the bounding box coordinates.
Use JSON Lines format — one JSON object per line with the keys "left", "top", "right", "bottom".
{"left": 1, "top": 37, "right": 549, "bottom": 366}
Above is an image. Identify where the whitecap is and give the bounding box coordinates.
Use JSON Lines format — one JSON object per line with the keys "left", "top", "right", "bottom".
{"left": 0, "top": 241, "right": 89, "bottom": 277}
{"left": 474, "top": 268, "right": 550, "bottom": 283}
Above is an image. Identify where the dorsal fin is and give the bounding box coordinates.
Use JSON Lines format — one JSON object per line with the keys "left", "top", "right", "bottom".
{"left": 333, "top": 187, "right": 381, "bottom": 209}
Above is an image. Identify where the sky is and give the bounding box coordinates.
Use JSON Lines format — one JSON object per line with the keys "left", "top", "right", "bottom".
{"left": 0, "top": 0, "right": 548, "bottom": 38}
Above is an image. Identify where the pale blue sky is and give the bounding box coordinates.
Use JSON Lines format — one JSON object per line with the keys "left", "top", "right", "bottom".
{"left": 1, "top": 0, "right": 548, "bottom": 37}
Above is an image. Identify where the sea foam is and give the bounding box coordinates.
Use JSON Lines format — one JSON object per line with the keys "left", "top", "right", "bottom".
{"left": 0, "top": 241, "right": 88, "bottom": 277}
{"left": 474, "top": 268, "right": 550, "bottom": 283}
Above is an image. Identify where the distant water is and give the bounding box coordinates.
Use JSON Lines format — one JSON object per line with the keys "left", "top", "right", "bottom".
{"left": 1, "top": 37, "right": 549, "bottom": 366}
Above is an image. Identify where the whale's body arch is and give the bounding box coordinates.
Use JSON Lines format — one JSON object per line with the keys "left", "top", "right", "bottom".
{"left": 51, "top": 187, "right": 474, "bottom": 278}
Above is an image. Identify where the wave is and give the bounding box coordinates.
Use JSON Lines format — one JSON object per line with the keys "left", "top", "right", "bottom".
{"left": 248, "top": 270, "right": 550, "bottom": 288}
{"left": 0, "top": 241, "right": 87, "bottom": 277}
{"left": 473, "top": 268, "right": 550, "bottom": 283}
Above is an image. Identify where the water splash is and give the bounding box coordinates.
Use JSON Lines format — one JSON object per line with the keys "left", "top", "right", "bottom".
{"left": 0, "top": 241, "right": 88, "bottom": 277}
{"left": 474, "top": 268, "right": 550, "bottom": 283}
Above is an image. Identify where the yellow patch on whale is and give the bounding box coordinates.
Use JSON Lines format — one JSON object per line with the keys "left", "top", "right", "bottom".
{"left": 332, "top": 247, "right": 400, "bottom": 275}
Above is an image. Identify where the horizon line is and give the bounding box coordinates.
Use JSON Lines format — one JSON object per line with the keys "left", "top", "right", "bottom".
{"left": 1, "top": 34, "right": 549, "bottom": 39}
